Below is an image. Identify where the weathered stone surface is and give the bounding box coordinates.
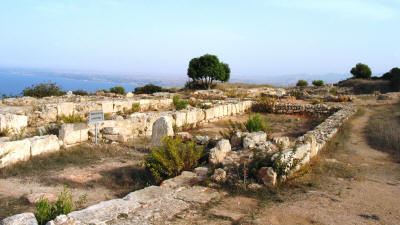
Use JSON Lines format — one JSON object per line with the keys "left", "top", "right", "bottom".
{"left": 211, "top": 168, "right": 227, "bottom": 183}
{"left": 28, "top": 135, "right": 60, "bottom": 157}
{"left": 230, "top": 132, "right": 244, "bottom": 148}
{"left": 101, "top": 127, "right": 120, "bottom": 135}
{"left": 58, "top": 123, "right": 89, "bottom": 146}
{"left": 0, "top": 213, "right": 38, "bottom": 225}
{"left": 57, "top": 102, "right": 74, "bottom": 117}
{"left": 209, "top": 139, "right": 231, "bottom": 165}
{"left": 272, "top": 136, "right": 290, "bottom": 149}
{"left": 0, "top": 139, "right": 31, "bottom": 168}
{"left": 195, "top": 135, "right": 210, "bottom": 145}
{"left": 150, "top": 116, "right": 174, "bottom": 147}
{"left": 258, "top": 167, "right": 277, "bottom": 187}
{"left": 123, "top": 186, "right": 173, "bottom": 204}
{"left": 172, "top": 111, "right": 186, "bottom": 127}
{"left": 0, "top": 114, "right": 28, "bottom": 133}
{"left": 243, "top": 132, "right": 267, "bottom": 149}
{"left": 175, "top": 132, "right": 192, "bottom": 140}
{"left": 125, "top": 92, "right": 134, "bottom": 98}
{"left": 46, "top": 214, "right": 83, "bottom": 225}
{"left": 175, "top": 186, "right": 221, "bottom": 204}
{"left": 68, "top": 199, "right": 141, "bottom": 224}
{"left": 194, "top": 166, "right": 209, "bottom": 179}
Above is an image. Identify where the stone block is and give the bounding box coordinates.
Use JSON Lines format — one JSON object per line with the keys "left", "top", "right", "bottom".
{"left": 28, "top": 135, "right": 60, "bottom": 157}
{"left": 59, "top": 123, "right": 89, "bottom": 145}
{"left": 0, "top": 139, "right": 31, "bottom": 168}
{"left": 0, "top": 114, "right": 28, "bottom": 133}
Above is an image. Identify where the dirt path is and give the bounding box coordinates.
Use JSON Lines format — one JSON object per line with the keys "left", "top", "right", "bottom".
{"left": 173, "top": 107, "right": 400, "bottom": 225}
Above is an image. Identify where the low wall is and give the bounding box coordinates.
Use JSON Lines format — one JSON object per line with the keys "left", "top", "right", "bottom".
{"left": 270, "top": 102, "right": 341, "bottom": 115}
{"left": 0, "top": 135, "right": 60, "bottom": 168}
{"left": 0, "top": 114, "right": 28, "bottom": 133}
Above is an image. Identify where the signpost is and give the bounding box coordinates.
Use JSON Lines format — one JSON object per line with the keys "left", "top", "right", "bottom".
{"left": 89, "top": 110, "right": 104, "bottom": 145}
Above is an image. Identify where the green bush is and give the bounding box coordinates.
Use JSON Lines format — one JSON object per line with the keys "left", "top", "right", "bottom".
{"left": 173, "top": 95, "right": 188, "bottom": 110}
{"left": 34, "top": 186, "right": 73, "bottom": 225}
{"left": 311, "top": 99, "right": 324, "bottom": 105}
{"left": 350, "top": 63, "right": 372, "bottom": 79}
{"left": 329, "top": 88, "right": 338, "bottom": 95}
{"left": 245, "top": 114, "right": 268, "bottom": 133}
{"left": 109, "top": 86, "right": 125, "bottom": 95}
{"left": 123, "top": 103, "right": 141, "bottom": 114}
{"left": 296, "top": 80, "right": 308, "bottom": 87}
{"left": 145, "top": 136, "right": 204, "bottom": 183}
{"left": 134, "top": 84, "right": 164, "bottom": 94}
{"left": 22, "top": 83, "right": 65, "bottom": 98}
{"left": 59, "top": 113, "right": 86, "bottom": 123}
{"left": 312, "top": 80, "right": 324, "bottom": 87}
{"left": 72, "top": 89, "right": 89, "bottom": 96}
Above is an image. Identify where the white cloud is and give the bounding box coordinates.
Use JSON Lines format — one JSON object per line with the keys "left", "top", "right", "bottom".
{"left": 264, "top": 0, "right": 398, "bottom": 20}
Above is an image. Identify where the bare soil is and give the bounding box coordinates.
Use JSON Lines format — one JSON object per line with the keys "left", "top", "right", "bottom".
{"left": 172, "top": 106, "right": 400, "bottom": 225}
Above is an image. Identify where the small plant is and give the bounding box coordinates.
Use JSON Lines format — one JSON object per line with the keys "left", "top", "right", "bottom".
{"left": 311, "top": 99, "right": 324, "bottom": 105}
{"left": 22, "top": 82, "right": 65, "bottom": 98}
{"left": 330, "top": 88, "right": 338, "bottom": 95}
{"left": 10, "top": 128, "right": 26, "bottom": 141}
{"left": 245, "top": 114, "right": 268, "bottom": 133}
{"left": 59, "top": 113, "right": 86, "bottom": 123}
{"left": 0, "top": 127, "right": 10, "bottom": 137}
{"left": 34, "top": 186, "right": 73, "bottom": 225}
{"left": 188, "top": 99, "right": 201, "bottom": 107}
{"left": 312, "top": 80, "right": 324, "bottom": 87}
{"left": 172, "top": 124, "right": 180, "bottom": 133}
{"left": 72, "top": 89, "right": 89, "bottom": 96}
{"left": 296, "top": 80, "right": 308, "bottom": 87}
{"left": 145, "top": 136, "right": 204, "bottom": 183}
{"left": 173, "top": 95, "right": 188, "bottom": 110}
{"left": 109, "top": 86, "right": 125, "bottom": 95}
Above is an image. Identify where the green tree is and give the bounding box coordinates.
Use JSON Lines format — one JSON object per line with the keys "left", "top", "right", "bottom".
{"left": 22, "top": 83, "right": 65, "bottom": 98}
{"left": 350, "top": 63, "right": 372, "bottom": 79}
{"left": 109, "top": 86, "right": 125, "bottom": 95}
{"left": 296, "top": 80, "right": 308, "bottom": 87}
{"left": 187, "top": 54, "right": 230, "bottom": 89}
{"left": 382, "top": 67, "right": 400, "bottom": 91}
{"left": 312, "top": 80, "right": 324, "bottom": 87}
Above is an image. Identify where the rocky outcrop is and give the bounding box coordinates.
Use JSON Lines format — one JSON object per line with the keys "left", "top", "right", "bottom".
{"left": 0, "top": 213, "right": 38, "bottom": 225}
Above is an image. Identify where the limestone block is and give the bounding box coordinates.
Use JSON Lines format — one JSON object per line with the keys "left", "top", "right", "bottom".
{"left": 59, "top": 123, "right": 89, "bottom": 145}
{"left": 57, "top": 102, "right": 74, "bottom": 117}
{"left": 209, "top": 139, "right": 231, "bottom": 165}
{"left": 0, "top": 213, "right": 38, "bottom": 225}
{"left": 150, "top": 116, "right": 174, "bottom": 147}
{"left": 205, "top": 107, "right": 215, "bottom": 120}
{"left": 28, "top": 135, "right": 60, "bottom": 157}
{"left": 185, "top": 110, "right": 197, "bottom": 124}
{"left": 272, "top": 136, "right": 290, "bottom": 149}
{"left": 101, "top": 101, "right": 114, "bottom": 114}
{"left": 0, "top": 139, "right": 31, "bottom": 168}
{"left": 0, "top": 114, "right": 28, "bottom": 133}
{"left": 173, "top": 111, "right": 186, "bottom": 127}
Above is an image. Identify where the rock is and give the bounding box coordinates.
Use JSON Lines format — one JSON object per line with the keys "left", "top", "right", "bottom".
{"left": 66, "top": 91, "right": 73, "bottom": 96}
{"left": 243, "top": 132, "right": 267, "bottom": 149}
{"left": 160, "top": 171, "right": 198, "bottom": 188}
{"left": 125, "top": 92, "right": 134, "bottom": 98}
{"left": 46, "top": 214, "right": 82, "bottom": 225}
{"left": 28, "top": 135, "right": 60, "bottom": 157}
{"left": 209, "top": 139, "right": 231, "bottom": 165}
{"left": 257, "top": 167, "right": 277, "bottom": 187}
{"left": 0, "top": 139, "right": 31, "bottom": 168}
{"left": 195, "top": 135, "right": 210, "bottom": 145}
{"left": 211, "top": 168, "right": 226, "bottom": 183}
{"left": 194, "top": 167, "right": 209, "bottom": 179}
{"left": 0, "top": 114, "right": 28, "bottom": 134}
{"left": 57, "top": 102, "right": 74, "bottom": 117}
{"left": 248, "top": 183, "right": 263, "bottom": 190}
{"left": 101, "top": 127, "right": 120, "bottom": 135}
{"left": 175, "top": 132, "right": 192, "bottom": 141}
{"left": 150, "top": 116, "right": 174, "bottom": 147}
{"left": 25, "top": 193, "right": 57, "bottom": 204}
{"left": 0, "top": 213, "right": 38, "bottom": 225}
{"left": 58, "top": 123, "right": 89, "bottom": 146}
{"left": 255, "top": 141, "right": 276, "bottom": 153}
{"left": 272, "top": 136, "right": 290, "bottom": 149}
{"left": 230, "top": 131, "right": 244, "bottom": 148}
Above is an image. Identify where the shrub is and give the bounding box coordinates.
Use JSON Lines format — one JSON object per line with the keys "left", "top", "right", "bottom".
{"left": 145, "top": 136, "right": 204, "bottom": 183}
{"left": 72, "top": 89, "right": 88, "bottom": 96}
{"left": 59, "top": 113, "right": 86, "bottom": 123}
{"left": 311, "top": 99, "right": 324, "bottom": 105}
{"left": 338, "top": 78, "right": 391, "bottom": 94}
{"left": 0, "top": 128, "right": 10, "bottom": 137}
{"left": 350, "top": 63, "right": 372, "bottom": 79}
{"left": 109, "top": 86, "right": 125, "bottom": 95}
{"left": 134, "top": 84, "right": 164, "bottom": 94}
{"left": 173, "top": 95, "right": 188, "bottom": 110}
{"left": 98, "top": 89, "right": 110, "bottom": 93}
{"left": 312, "top": 80, "right": 324, "bottom": 87}
{"left": 296, "top": 80, "right": 308, "bottom": 87}
{"left": 251, "top": 97, "right": 276, "bottom": 113}
{"left": 34, "top": 186, "right": 73, "bottom": 225}
{"left": 22, "top": 83, "right": 65, "bottom": 98}
{"left": 123, "top": 103, "right": 141, "bottom": 114}
{"left": 245, "top": 114, "right": 268, "bottom": 133}
{"left": 329, "top": 88, "right": 338, "bottom": 95}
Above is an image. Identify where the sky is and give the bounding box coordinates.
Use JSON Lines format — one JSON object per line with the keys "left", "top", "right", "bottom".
{"left": 0, "top": 0, "right": 399, "bottom": 79}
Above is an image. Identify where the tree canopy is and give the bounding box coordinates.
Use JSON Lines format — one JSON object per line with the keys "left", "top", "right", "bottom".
{"left": 350, "top": 63, "right": 372, "bottom": 79}
{"left": 187, "top": 54, "right": 230, "bottom": 89}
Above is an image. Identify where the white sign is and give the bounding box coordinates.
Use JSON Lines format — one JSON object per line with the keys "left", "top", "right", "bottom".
{"left": 89, "top": 110, "right": 104, "bottom": 124}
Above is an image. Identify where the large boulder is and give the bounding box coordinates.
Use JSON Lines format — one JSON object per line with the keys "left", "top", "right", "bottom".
{"left": 243, "top": 132, "right": 267, "bottom": 149}
{"left": 209, "top": 139, "right": 231, "bottom": 165}
{"left": 0, "top": 140, "right": 31, "bottom": 168}
{"left": 150, "top": 116, "right": 174, "bottom": 147}
{"left": 0, "top": 114, "right": 28, "bottom": 133}
{"left": 59, "top": 123, "right": 89, "bottom": 146}
{"left": 28, "top": 135, "right": 60, "bottom": 157}
{"left": 0, "top": 213, "right": 38, "bottom": 225}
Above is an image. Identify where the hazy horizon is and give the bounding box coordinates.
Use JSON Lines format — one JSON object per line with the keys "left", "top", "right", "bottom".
{"left": 1, "top": 0, "right": 399, "bottom": 80}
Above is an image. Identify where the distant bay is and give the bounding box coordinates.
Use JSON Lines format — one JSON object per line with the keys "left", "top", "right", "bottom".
{"left": 0, "top": 72, "right": 139, "bottom": 96}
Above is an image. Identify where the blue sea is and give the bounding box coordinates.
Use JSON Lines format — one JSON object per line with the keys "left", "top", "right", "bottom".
{"left": 0, "top": 72, "right": 139, "bottom": 96}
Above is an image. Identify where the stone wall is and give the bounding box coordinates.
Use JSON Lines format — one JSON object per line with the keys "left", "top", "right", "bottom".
{"left": 0, "top": 114, "right": 28, "bottom": 133}
{"left": 0, "top": 135, "right": 60, "bottom": 168}
{"left": 270, "top": 102, "right": 341, "bottom": 115}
